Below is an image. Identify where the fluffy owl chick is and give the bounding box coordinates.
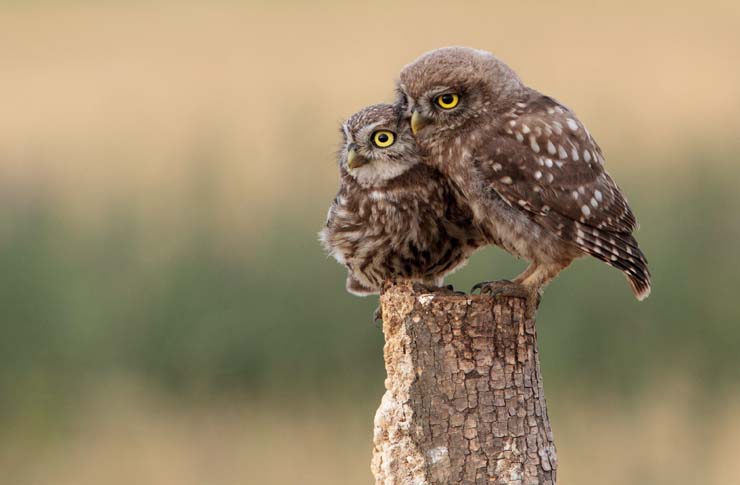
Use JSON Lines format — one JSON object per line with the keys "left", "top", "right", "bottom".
{"left": 398, "top": 47, "right": 651, "bottom": 300}
{"left": 320, "top": 104, "right": 485, "bottom": 295}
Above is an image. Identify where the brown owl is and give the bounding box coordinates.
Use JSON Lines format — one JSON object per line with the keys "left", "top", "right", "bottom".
{"left": 398, "top": 47, "right": 651, "bottom": 301}
{"left": 320, "top": 103, "right": 485, "bottom": 296}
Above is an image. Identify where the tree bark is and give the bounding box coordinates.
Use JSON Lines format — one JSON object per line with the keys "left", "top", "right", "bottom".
{"left": 371, "top": 282, "right": 557, "bottom": 485}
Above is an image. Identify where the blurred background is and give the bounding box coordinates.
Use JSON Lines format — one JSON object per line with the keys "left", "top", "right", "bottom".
{"left": 1, "top": 1, "right": 739, "bottom": 483}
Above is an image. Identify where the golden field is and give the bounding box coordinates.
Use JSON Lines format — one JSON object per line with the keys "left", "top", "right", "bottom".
{"left": 2, "top": 382, "right": 740, "bottom": 485}
{"left": 1, "top": 0, "right": 738, "bottom": 233}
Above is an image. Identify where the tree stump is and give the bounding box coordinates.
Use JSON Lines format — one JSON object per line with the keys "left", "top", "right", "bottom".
{"left": 371, "top": 282, "right": 557, "bottom": 484}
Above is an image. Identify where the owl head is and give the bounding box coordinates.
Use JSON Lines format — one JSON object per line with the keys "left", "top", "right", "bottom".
{"left": 397, "top": 47, "right": 524, "bottom": 140}
{"left": 339, "top": 104, "right": 421, "bottom": 187}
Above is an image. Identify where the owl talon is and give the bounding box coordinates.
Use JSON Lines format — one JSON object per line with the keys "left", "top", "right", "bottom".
{"left": 373, "top": 306, "right": 383, "bottom": 323}
{"left": 439, "top": 285, "right": 466, "bottom": 296}
{"left": 411, "top": 282, "right": 437, "bottom": 294}
{"left": 412, "top": 282, "right": 465, "bottom": 296}
{"left": 471, "top": 280, "right": 541, "bottom": 318}
{"left": 471, "top": 279, "right": 513, "bottom": 295}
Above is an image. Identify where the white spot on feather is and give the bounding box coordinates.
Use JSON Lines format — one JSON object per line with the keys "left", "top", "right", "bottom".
{"left": 500, "top": 176, "right": 513, "bottom": 184}
{"left": 567, "top": 118, "right": 578, "bottom": 131}
{"left": 581, "top": 205, "right": 591, "bottom": 216}
{"left": 547, "top": 140, "right": 556, "bottom": 155}
{"left": 529, "top": 136, "right": 540, "bottom": 153}
{"left": 557, "top": 145, "right": 568, "bottom": 159}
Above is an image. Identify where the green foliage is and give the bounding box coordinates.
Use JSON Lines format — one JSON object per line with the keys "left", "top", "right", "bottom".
{"left": 1, "top": 155, "right": 738, "bottom": 424}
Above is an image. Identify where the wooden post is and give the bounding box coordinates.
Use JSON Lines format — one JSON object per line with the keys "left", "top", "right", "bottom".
{"left": 371, "top": 282, "right": 557, "bottom": 485}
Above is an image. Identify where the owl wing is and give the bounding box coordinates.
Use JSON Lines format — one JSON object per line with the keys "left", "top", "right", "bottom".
{"left": 320, "top": 182, "right": 361, "bottom": 255}
{"left": 475, "top": 94, "right": 650, "bottom": 292}
{"left": 479, "top": 94, "right": 635, "bottom": 231}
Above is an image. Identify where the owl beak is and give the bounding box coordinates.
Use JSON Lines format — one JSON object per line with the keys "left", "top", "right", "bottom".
{"left": 411, "top": 110, "right": 430, "bottom": 135}
{"left": 347, "top": 148, "right": 369, "bottom": 170}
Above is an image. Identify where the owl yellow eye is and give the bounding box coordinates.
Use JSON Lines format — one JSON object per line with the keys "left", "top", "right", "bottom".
{"left": 436, "top": 93, "right": 460, "bottom": 109}
{"left": 372, "top": 130, "right": 395, "bottom": 148}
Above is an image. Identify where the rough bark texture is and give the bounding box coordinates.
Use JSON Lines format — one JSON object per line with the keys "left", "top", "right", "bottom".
{"left": 371, "top": 282, "right": 556, "bottom": 485}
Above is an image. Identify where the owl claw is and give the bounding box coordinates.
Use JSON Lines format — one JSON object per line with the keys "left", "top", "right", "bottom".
{"left": 373, "top": 306, "right": 383, "bottom": 323}
{"left": 471, "top": 280, "right": 541, "bottom": 318}
{"left": 411, "top": 282, "right": 438, "bottom": 293}
{"left": 412, "top": 282, "right": 466, "bottom": 296}
{"left": 471, "top": 280, "right": 512, "bottom": 295}
{"left": 438, "top": 284, "right": 466, "bottom": 296}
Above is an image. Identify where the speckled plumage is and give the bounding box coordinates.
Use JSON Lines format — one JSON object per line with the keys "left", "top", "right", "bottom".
{"left": 399, "top": 47, "right": 651, "bottom": 299}
{"left": 320, "top": 104, "right": 485, "bottom": 295}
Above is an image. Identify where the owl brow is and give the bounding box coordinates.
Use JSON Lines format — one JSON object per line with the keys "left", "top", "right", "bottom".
{"left": 429, "top": 86, "right": 458, "bottom": 96}
{"left": 361, "top": 120, "right": 387, "bottom": 137}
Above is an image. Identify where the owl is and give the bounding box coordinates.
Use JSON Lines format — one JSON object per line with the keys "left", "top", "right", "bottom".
{"left": 320, "top": 103, "right": 485, "bottom": 296}
{"left": 397, "top": 47, "right": 651, "bottom": 301}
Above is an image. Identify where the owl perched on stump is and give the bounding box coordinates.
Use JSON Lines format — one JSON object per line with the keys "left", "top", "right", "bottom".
{"left": 320, "top": 104, "right": 485, "bottom": 295}
{"left": 398, "top": 47, "right": 651, "bottom": 300}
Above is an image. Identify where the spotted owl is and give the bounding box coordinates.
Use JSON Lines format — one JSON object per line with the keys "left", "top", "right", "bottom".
{"left": 397, "top": 47, "right": 651, "bottom": 300}
{"left": 320, "top": 103, "right": 485, "bottom": 295}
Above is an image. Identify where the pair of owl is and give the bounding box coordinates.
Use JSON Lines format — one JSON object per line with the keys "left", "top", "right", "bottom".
{"left": 321, "top": 47, "right": 650, "bottom": 307}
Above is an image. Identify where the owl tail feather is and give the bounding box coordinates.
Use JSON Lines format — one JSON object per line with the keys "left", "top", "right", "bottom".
{"left": 612, "top": 240, "right": 651, "bottom": 301}
{"left": 626, "top": 270, "right": 651, "bottom": 301}
{"left": 573, "top": 226, "right": 652, "bottom": 301}
{"left": 615, "top": 237, "right": 651, "bottom": 301}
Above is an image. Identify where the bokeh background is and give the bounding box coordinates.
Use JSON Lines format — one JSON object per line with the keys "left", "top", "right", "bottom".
{"left": 1, "top": 1, "right": 739, "bottom": 484}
